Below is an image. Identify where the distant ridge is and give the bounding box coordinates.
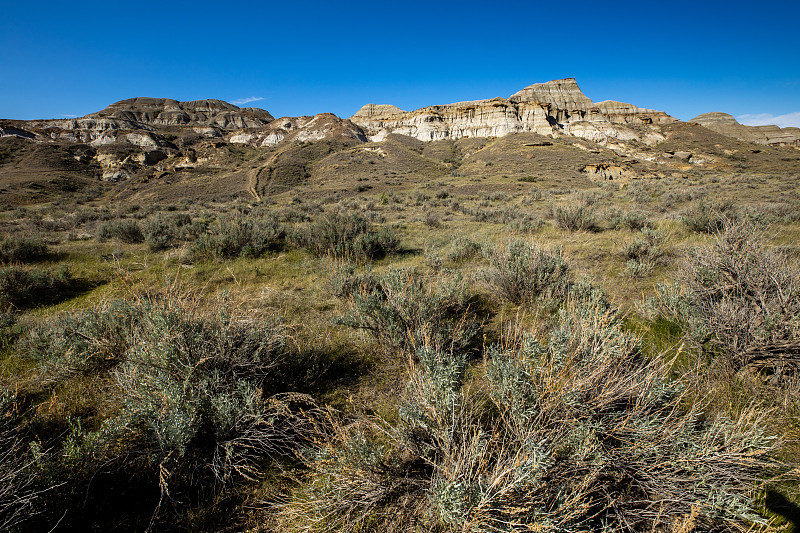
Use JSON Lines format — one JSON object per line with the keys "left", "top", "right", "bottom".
{"left": 690, "top": 112, "right": 800, "bottom": 147}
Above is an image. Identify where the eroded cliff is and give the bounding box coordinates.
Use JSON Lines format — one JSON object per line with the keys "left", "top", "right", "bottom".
{"left": 350, "top": 78, "right": 677, "bottom": 145}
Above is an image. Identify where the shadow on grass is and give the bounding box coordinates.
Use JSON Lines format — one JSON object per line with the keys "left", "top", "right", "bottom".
{"left": 19, "top": 276, "right": 103, "bottom": 310}
{"left": 766, "top": 489, "right": 800, "bottom": 532}
{"left": 270, "top": 343, "right": 370, "bottom": 409}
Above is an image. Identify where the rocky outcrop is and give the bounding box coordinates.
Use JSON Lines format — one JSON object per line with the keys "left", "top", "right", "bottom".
{"left": 14, "top": 98, "right": 275, "bottom": 145}
{"left": 509, "top": 78, "right": 595, "bottom": 109}
{"left": 352, "top": 97, "right": 552, "bottom": 142}
{"left": 595, "top": 101, "right": 676, "bottom": 126}
{"left": 87, "top": 97, "right": 274, "bottom": 129}
{"left": 0, "top": 124, "right": 36, "bottom": 139}
{"left": 21, "top": 117, "right": 147, "bottom": 144}
{"left": 351, "top": 104, "right": 405, "bottom": 119}
{"left": 582, "top": 162, "right": 639, "bottom": 185}
{"left": 228, "top": 113, "right": 366, "bottom": 147}
{"left": 690, "top": 112, "right": 800, "bottom": 147}
{"left": 350, "top": 78, "right": 677, "bottom": 145}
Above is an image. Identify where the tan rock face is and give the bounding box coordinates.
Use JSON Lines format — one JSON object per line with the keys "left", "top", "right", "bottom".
{"left": 582, "top": 163, "right": 638, "bottom": 185}
{"left": 227, "top": 113, "right": 366, "bottom": 147}
{"left": 350, "top": 78, "right": 677, "bottom": 144}
{"left": 351, "top": 104, "right": 405, "bottom": 119}
{"left": 15, "top": 98, "right": 277, "bottom": 148}
{"left": 509, "top": 78, "right": 595, "bottom": 108}
{"left": 595, "top": 101, "right": 675, "bottom": 125}
{"left": 87, "top": 98, "right": 275, "bottom": 129}
{"left": 690, "top": 112, "right": 800, "bottom": 147}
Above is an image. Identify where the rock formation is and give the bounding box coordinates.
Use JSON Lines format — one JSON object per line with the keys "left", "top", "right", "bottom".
{"left": 690, "top": 112, "right": 800, "bottom": 147}
{"left": 350, "top": 78, "right": 677, "bottom": 145}
{"left": 16, "top": 98, "right": 275, "bottom": 146}
{"left": 87, "top": 97, "right": 275, "bottom": 129}
{"left": 227, "top": 113, "right": 366, "bottom": 147}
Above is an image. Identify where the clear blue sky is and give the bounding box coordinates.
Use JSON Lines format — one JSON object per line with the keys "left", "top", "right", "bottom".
{"left": 2, "top": 0, "right": 799, "bottom": 126}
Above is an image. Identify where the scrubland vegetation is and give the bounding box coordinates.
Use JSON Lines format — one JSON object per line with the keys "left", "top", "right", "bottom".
{"left": 1, "top": 169, "right": 800, "bottom": 532}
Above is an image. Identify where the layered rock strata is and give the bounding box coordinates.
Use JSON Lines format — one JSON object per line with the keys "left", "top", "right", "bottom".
{"left": 87, "top": 97, "right": 274, "bottom": 129}
{"left": 350, "top": 78, "right": 677, "bottom": 145}
{"left": 17, "top": 98, "right": 275, "bottom": 145}
{"left": 227, "top": 113, "right": 367, "bottom": 147}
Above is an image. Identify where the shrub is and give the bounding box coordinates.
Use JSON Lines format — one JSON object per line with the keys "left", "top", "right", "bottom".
{"left": 20, "top": 293, "right": 326, "bottom": 527}
{"left": 507, "top": 215, "right": 543, "bottom": 233}
{"left": 481, "top": 240, "right": 570, "bottom": 306}
{"left": 142, "top": 213, "right": 196, "bottom": 251}
{"left": 445, "top": 235, "right": 481, "bottom": 263}
{"left": 625, "top": 258, "right": 653, "bottom": 277}
{"left": 649, "top": 218, "right": 800, "bottom": 374}
{"left": 423, "top": 211, "right": 441, "bottom": 228}
{"left": 0, "top": 311, "right": 21, "bottom": 351}
{"left": 608, "top": 209, "right": 650, "bottom": 231}
{"left": 554, "top": 204, "right": 597, "bottom": 231}
{"left": 0, "top": 236, "right": 47, "bottom": 263}
{"left": 0, "top": 265, "right": 72, "bottom": 309}
{"left": 626, "top": 182, "right": 651, "bottom": 204}
{"left": 192, "top": 214, "right": 284, "bottom": 260}
{"left": 682, "top": 198, "right": 735, "bottom": 233}
{"left": 96, "top": 219, "right": 144, "bottom": 244}
{"left": 622, "top": 227, "right": 665, "bottom": 278}
{"left": 108, "top": 299, "right": 315, "bottom": 490}
{"left": 293, "top": 211, "right": 398, "bottom": 260}
{"left": 335, "top": 268, "right": 479, "bottom": 355}
{"left": 21, "top": 298, "right": 146, "bottom": 382}
{"left": 325, "top": 260, "right": 375, "bottom": 298}
{"left": 290, "top": 299, "right": 776, "bottom": 532}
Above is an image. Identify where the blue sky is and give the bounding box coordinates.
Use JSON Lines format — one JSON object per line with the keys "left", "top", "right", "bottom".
{"left": 2, "top": 0, "right": 799, "bottom": 126}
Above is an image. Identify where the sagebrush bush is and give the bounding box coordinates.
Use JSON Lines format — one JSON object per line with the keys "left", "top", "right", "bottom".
{"left": 142, "top": 212, "right": 199, "bottom": 251}
{"left": 293, "top": 211, "right": 398, "bottom": 260}
{"left": 481, "top": 239, "right": 569, "bottom": 306}
{"left": 192, "top": 214, "right": 284, "bottom": 259}
{"left": 682, "top": 198, "right": 735, "bottom": 233}
{"left": 0, "top": 311, "right": 20, "bottom": 351}
{"left": 554, "top": 204, "right": 597, "bottom": 231}
{"left": 507, "top": 214, "right": 543, "bottom": 233}
{"left": 325, "top": 260, "right": 375, "bottom": 298}
{"left": 0, "top": 265, "right": 72, "bottom": 309}
{"left": 622, "top": 227, "right": 665, "bottom": 278}
{"left": 0, "top": 236, "right": 47, "bottom": 263}
{"left": 445, "top": 235, "right": 481, "bottom": 263}
{"left": 18, "top": 292, "right": 327, "bottom": 529}
{"left": 108, "top": 298, "right": 316, "bottom": 487}
{"left": 424, "top": 211, "right": 441, "bottom": 228}
{"left": 96, "top": 219, "right": 144, "bottom": 243}
{"left": 608, "top": 209, "right": 650, "bottom": 231}
{"left": 290, "top": 296, "right": 777, "bottom": 532}
{"left": 649, "top": 218, "right": 800, "bottom": 374}
{"left": 335, "top": 268, "right": 479, "bottom": 355}
{"left": 21, "top": 298, "right": 145, "bottom": 382}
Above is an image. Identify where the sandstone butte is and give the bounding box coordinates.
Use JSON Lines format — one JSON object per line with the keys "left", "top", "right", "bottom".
{"left": 350, "top": 78, "right": 677, "bottom": 145}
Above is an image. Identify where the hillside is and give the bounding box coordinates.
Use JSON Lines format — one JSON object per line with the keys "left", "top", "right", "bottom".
{"left": 2, "top": 78, "right": 799, "bottom": 208}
